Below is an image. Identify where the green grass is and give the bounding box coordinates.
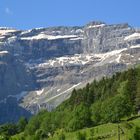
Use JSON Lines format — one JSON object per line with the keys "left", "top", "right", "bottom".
{"left": 11, "top": 116, "right": 140, "bottom": 140}
{"left": 48, "top": 117, "right": 140, "bottom": 140}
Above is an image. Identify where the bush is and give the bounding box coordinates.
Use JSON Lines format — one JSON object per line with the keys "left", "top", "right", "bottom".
{"left": 122, "top": 122, "right": 134, "bottom": 129}
{"left": 130, "top": 126, "right": 140, "bottom": 140}
{"left": 89, "top": 128, "right": 94, "bottom": 137}
{"left": 58, "top": 133, "right": 65, "bottom": 140}
{"left": 76, "top": 132, "right": 86, "bottom": 140}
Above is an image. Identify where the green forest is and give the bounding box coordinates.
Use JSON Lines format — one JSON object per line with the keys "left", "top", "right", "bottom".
{"left": 0, "top": 65, "right": 140, "bottom": 140}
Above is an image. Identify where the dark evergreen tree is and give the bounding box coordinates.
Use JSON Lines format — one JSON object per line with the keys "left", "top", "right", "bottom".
{"left": 17, "top": 117, "right": 28, "bottom": 132}
{"left": 130, "top": 126, "right": 140, "bottom": 140}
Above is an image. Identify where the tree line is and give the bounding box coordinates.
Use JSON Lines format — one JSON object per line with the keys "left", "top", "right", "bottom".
{"left": 0, "top": 66, "right": 140, "bottom": 139}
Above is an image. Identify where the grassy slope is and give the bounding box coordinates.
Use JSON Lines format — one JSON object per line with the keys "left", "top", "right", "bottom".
{"left": 47, "top": 117, "right": 140, "bottom": 140}
{"left": 11, "top": 65, "right": 140, "bottom": 140}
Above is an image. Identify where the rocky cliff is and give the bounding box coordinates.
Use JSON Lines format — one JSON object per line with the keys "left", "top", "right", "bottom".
{"left": 0, "top": 21, "right": 140, "bottom": 123}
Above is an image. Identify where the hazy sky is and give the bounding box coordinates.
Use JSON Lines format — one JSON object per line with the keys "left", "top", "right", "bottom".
{"left": 0, "top": 0, "right": 140, "bottom": 29}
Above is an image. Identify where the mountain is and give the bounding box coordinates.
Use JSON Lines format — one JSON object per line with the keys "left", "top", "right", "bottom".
{"left": 1, "top": 65, "right": 140, "bottom": 139}
{"left": 0, "top": 21, "right": 140, "bottom": 123}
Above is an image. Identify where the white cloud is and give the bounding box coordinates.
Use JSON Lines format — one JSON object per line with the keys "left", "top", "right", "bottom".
{"left": 5, "top": 7, "right": 13, "bottom": 15}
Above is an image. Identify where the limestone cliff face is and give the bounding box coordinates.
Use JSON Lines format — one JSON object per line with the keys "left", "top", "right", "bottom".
{"left": 0, "top": 22, "right": 140, "bottom": 122}
{"left": 83, "top": 22, "right": 134, "bottom": 53}
{"left": 0, "top": 52, "right": 35, "bottom": 99}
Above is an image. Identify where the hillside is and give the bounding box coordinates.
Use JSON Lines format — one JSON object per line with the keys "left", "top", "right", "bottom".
{"left": 47, "top": 117, "right": 140, "bottom": 140}
{"left": 0, "top": 66, "right": 140, "bottom": 140}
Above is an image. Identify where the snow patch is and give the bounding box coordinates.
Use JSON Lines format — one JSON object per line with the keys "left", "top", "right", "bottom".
{"left": 0, "top": 29, "right": 17, "bottom": 36}
{"left": 36, "top": 88, "right": 44, "bottom": 96}
{"left": 0, "top": 51, "right": 9, "bottom": 54}
{"left": 0, "top": 36, "right": 5, "bottom": 39}
{"left": 87, "top": 24, "right": 105, "bottom": 29}
{"left": 20, "top": 30, "right": 32, "bottom": 35}
{"left": 50, "top": 60, "right": 56, "bottom": 66}
{"left": 130, "top": 45, "right": 140, "bottom": 49}
{"left": 116, "top": 54, "right": 122, "bottom": 63}
{"left": 57, "top": 89, "right": 61, "bottom": 92}
{"left": 75, "top": 29, "right": 84, "bottom": 33}
{"left": 69, "top": 37, "right": 83, "bottom": 41}
{"left": 21, "top": 33, "right": 79, "bottom": 40}
{"left": 46, "top": 83, "right": 81, "bottom": 102}
{"left": 124, "top": 33, "right": 140, "bottom": 41}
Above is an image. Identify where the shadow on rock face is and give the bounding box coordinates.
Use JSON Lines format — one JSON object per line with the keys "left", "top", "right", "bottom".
{"left": 0, "top": 97, "right": 32, "bottom": 124}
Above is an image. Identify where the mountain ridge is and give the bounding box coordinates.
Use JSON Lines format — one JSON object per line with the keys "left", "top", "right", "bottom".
{"left": 0, "top": 21, "right": 140, "bottom": 123}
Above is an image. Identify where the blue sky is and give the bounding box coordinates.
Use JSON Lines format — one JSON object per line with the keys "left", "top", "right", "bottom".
{"left": 0, "top": 0, "right": 140, "bottom": 29}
